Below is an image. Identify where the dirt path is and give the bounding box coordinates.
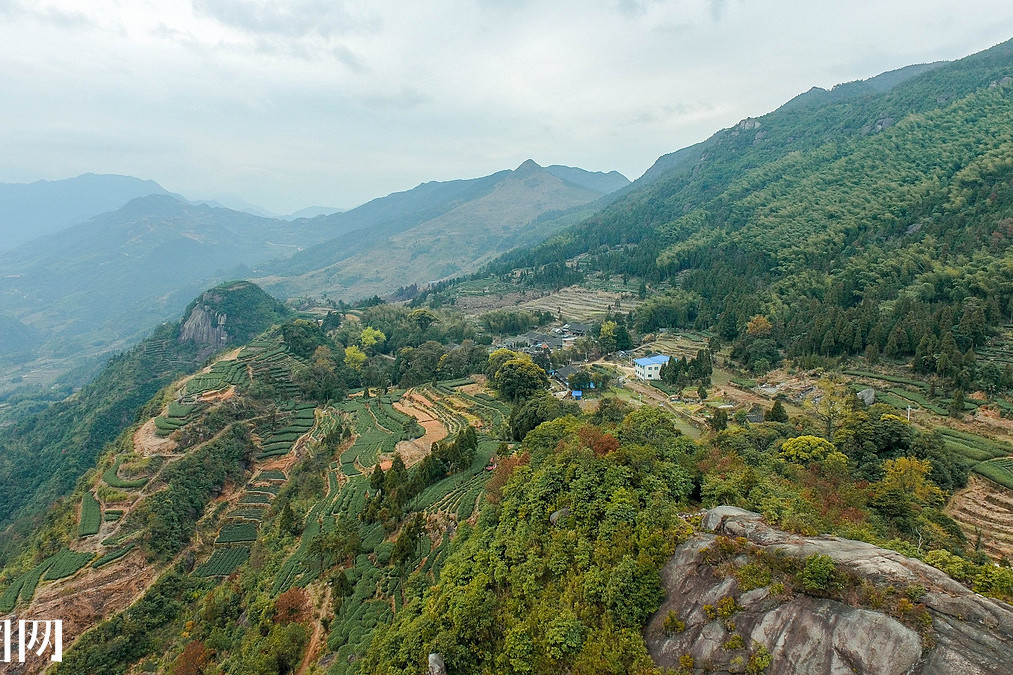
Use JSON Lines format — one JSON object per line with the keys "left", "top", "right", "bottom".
{"left": 296, "top": 579, "right": 333, "bottom": 674}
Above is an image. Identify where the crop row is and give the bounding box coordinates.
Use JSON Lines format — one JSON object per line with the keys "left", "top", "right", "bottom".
{"left": 216, "top": 521, "right": 259, "bottom": 543}
{"left": 43, "top": 549, "right": 95, "bottom": 581}
{"left": 195, "top": 546, "right": 251, "bottom": 577}
{"left": 0, "top": 558, "right": 55, "bottom": 611}
{"left": 974, "top": 458, "right": 1013, "bottom": 491}
{"left": 79, "top": 491, "right": 102, "bottom": 537}
{"left": 842, "top": 369, "right": 929, "bottom": 391}
{"left": 102, "top": 457, "right": 148, "bottom": 489}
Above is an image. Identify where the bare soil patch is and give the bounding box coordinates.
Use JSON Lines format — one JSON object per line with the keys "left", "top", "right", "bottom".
{"left": 945, "top": 474, "right": 1013, "bottom": 560}
{"left": 21, "top": 550, "right": 156, "bottom": 674}
{"left": 393, "top": 394, "right": 447, "bottom": 467}
{"left": 133, "top": 417, "right": 178, "bottom": 456}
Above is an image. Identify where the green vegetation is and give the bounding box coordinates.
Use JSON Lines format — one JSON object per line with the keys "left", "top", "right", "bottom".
{"left": 0, "top": 557, "right": 55, "bottom": 612}
{"left": 136, "top": 424, "right": 250, "bottom": 560}
{"left": 195, "top": 547, "right": 251, "bottom": 577}
{"left": 29, "top": 46, "right": 1013, "bottom": 670}
{"left": 0, "top": 281, "right": 289, "bottom": 566}
{"left": 102, "top": 457, "right": 148, "bottom": 489}
{"left": 974, "top": 458, "right": 1013, "bottom": 491}
{"left": 79, "top": 491, "right": 102, "bottom": 537}
{"left": 216, "top": 522, "right": 259, "bottom": 544}
{"left": 43, "top": 549, "right": 95, "bottom": 581}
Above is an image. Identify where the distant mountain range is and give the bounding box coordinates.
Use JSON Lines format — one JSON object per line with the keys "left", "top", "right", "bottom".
{"left": 254, "top": 160, "right": 628, "bottom": 300}
{"left": 0, "top": 161, "right": 628, "bottom": 390}
{"left": 0, "top": 174, "right": 171, "bottom": 251}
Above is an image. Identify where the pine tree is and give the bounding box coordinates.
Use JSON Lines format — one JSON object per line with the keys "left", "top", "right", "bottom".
{"left": 765, "top": 399, "right": 789, "bottom": 423}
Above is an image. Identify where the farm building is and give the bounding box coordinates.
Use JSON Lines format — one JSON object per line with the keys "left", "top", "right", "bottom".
{"left": 634, "top": 354, "right": 671, "bottom": 380}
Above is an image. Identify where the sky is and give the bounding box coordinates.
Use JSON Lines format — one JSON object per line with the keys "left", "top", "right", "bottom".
{"left": 3, "top": 1, "right": 1013, "bottom": 215}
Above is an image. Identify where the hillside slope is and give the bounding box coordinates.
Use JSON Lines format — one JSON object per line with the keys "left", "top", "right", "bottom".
{"left": 0, "top": 195, "right": 332, "bottom": 390}
{"left": 257, "top": 160, "right": 628, "bottom": 300}
{"left": 0, "top": 281, "right": 288, "bottom": 546}
{"left": 427, "top": 38, "right": 1013, "bottom": 376}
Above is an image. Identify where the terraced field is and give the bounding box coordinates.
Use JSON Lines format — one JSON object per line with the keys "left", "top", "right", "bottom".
{"left": 514, "top": 283, "right": 643, "bottom": 322}
{"left": 946, "top": 474, "right": 1013, "bottom": 559}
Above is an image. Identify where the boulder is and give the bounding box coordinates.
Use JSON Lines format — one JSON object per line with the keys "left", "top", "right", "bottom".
{"left": 645, "top": 507, "right": 1013, "bottom": 673}
{"left": 428, "top": 652, "right": 447, "bottom": 675}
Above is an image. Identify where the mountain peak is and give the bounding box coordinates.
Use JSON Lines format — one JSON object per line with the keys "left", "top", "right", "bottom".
{"left": 514, "top": 159, "right": 542, "bottom": 175}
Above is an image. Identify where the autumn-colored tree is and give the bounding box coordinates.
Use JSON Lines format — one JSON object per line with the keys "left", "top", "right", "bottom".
{"left": 344, "top": 344, "right": 367, "bottom": 371}
{"left": 746, "top": 314, "right": 773, "bottom": 338}
{"left": 171, "top": 641, "right": 211, "bottom": 675}
{"left": 360, "top": 326, "right": 386, "bottom": 354}
{"left": 274, "top": 587, "right": 310, "bottom": 624}
{"left": 804, "top": 377, "right": 851, "bottom": 438}
{"left": 485, "top": 453, "right": 529, "bottom": 504}
{"left": 780, "top": 435, "right": 836, "bottom": 463}
{"left": 872, "top": 456, "right": 945, "bottom": 507}
{"left": 578, "top": 425, "right": 620, "bottom": 456}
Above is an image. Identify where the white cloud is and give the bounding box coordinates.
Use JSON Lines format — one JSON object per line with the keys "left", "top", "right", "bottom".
{"left": 1, "top": 0, "right": 1013, "bottom": 213}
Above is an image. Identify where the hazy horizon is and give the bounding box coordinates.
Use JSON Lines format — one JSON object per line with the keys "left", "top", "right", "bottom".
{"left": 3, "top": 0, "right": 1013, "bottom": 213}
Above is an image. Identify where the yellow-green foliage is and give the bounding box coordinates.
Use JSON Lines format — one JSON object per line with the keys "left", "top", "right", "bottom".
{"left": 779, "top": 435, "right": 835, "bottom": 463}
{"left": 662, "top": 610, "right": 686, "bottom": 635}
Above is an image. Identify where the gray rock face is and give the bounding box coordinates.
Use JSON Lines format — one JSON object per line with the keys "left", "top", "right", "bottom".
{"left": 179, "top": 304, "right": 229, "bottom": 346}
{"left": 857, "top": 387, "right": 876, "bottom": 405}
{"left": 428, "top": 652, "right": 447, "bottom": 675}
{"left": 645, "top": 507, "right": 1013, "bottom": 674}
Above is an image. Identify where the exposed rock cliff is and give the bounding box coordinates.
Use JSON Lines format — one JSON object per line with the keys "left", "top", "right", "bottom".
{"left": 178, "top": 303, "right": 229, "bottom": 346}
{"left": 645, "top": 506, "right": 1013, "bottom": 674}
{"left": 176, "top": 281, "right": 288, "bottom": 351}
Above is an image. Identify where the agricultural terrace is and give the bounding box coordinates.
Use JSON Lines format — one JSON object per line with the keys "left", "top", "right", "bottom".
{"left": 514, "top": 281, "right": 643, "bottom": 323}
{"left": 262, "top": 383, "right": 503, "bottom": 674}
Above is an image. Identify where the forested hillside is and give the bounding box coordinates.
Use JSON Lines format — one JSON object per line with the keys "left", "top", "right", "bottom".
{"left": 0, "top": 281, "right": 288, "bottom": 562}
{"left": 417, "top": 39, "right": 1013, "bottom": 399}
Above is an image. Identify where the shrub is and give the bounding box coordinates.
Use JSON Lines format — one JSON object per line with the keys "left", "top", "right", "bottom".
{"left": 800, "top": 554, "right": 841, "bottom": 594}
{"left": 723, "top": 633, "right": 745, "bottom": 650}
{"left": 662, "top": 610, "right": 686, "bottom": 635}
{"left": 746, "top": 643, "right": 773, "bottom": 674}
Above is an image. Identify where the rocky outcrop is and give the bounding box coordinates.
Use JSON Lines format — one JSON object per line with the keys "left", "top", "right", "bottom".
{"left": 645, "top": 506, "right": 1013, "bottom": 674}
{"left": 178, "top": 303, "right": 229, "bottom": 346}
{"left": 428, "top": 653, "right": 447, "bottom": 675}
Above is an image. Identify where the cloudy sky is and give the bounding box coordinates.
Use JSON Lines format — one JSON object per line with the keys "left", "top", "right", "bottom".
{"left": 3, "top": 0, "right": 1013, "bottom": 214}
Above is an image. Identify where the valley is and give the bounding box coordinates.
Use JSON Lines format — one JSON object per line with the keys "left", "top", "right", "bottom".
{"left": 8, "top": 33, "right": 1013, "bottom": 675}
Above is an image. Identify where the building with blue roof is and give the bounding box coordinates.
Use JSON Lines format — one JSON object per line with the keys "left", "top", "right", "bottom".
{"left": 633, "top": 354, "right": 671, "bottom": 381}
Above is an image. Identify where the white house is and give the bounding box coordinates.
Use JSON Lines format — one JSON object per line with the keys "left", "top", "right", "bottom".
{"left": 634, "top": 354, "right": 671, "bottom": 381}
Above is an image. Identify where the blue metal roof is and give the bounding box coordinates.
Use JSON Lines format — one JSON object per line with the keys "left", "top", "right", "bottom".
{"left": 634, "top": 355, "right": 671, "bottom": 366}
